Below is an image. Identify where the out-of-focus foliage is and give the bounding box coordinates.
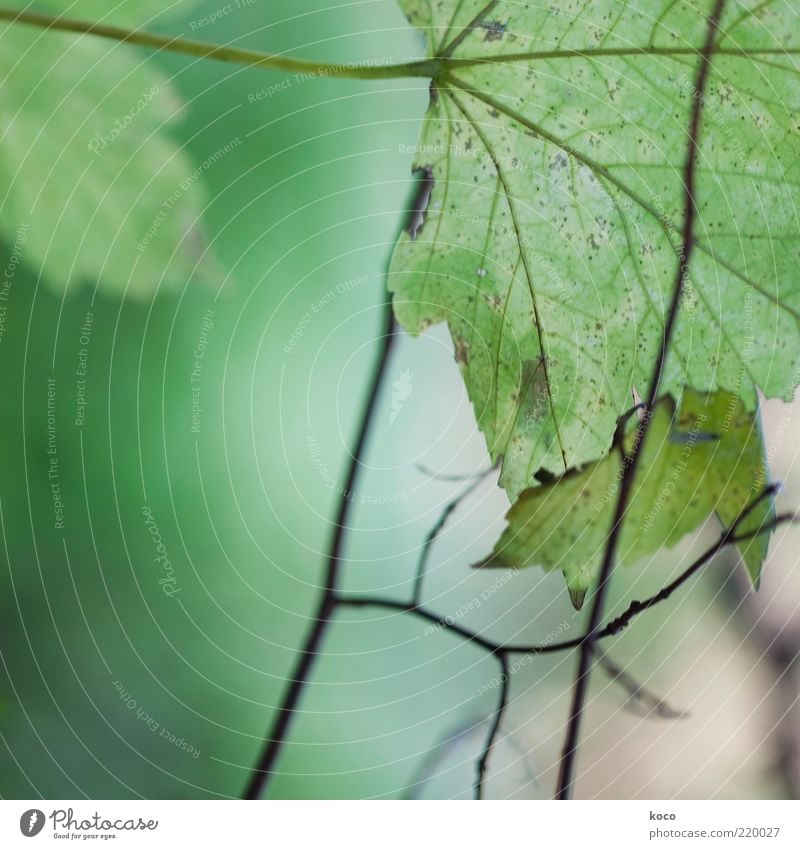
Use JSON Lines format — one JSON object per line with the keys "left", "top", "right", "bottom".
{"left": 0, "top": 0, "right": 221, "bottom": 297}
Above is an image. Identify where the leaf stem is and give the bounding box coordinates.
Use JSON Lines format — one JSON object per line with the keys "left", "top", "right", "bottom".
{"left": 4, "top": 6, "right": 790, "bottom": 86}
{"left": 554, "top": 0, "right": 729, "bottom": 801}
{"left": 0, "top": 8, "right": 439, "bottom": 80}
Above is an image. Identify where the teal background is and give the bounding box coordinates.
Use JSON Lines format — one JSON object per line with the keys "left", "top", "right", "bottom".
{"left": 0, "top": 0, "right": 798, "bottom": 801}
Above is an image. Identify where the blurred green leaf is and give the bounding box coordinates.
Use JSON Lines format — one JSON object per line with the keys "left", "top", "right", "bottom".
{"left": 0, "top": 0, "right": 220, "bottom": 296}
{"left": 488, "top": 391, "right": 774, "bottom": 608}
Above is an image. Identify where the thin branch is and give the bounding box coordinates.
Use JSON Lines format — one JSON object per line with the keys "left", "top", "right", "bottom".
{"left": 555, "top": 0, "right": 728, "bottom": 801}
{"left": 336, "top": 596, "right": 504, "bottom": 653}
{"left": 242, "top": 300, "right": 396, "bottom": 800}
{"left": 0, "top": 8, "right": 438, "bottom": 80}
{"left": 412, "top": 465, "right": 495, "bottom": 605}
{"left": 476, "top": 651, "right": 510, "bottom": 799}
{"left": 337, "top": 508, "right": 794, "bottom": 657}
{"left": 416, "top": 463, "right": 493, "bottom": 483}
{"left": 602, "top": 509, "right": 794, "bottom": 639}
{"left": 403, "top": 717, "right": 480, "bottom": 799}
{"left": 594, "top": 648, "right": 687, "bottom": 720}
{"left": 242, "top": 479, "right": 787, "bottom": 798}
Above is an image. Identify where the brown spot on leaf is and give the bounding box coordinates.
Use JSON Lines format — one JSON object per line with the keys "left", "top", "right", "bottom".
{"left": 454, "top": 337, "right": 470, "bottom": 366}
{"left": 480, "top": 19, "right": 508, "bottom": 41}
{"left": 516, "top": 357, "right": 551, "bottom": 433}
{"left": 405, "top": 166, "right": 434, "bottom": 240}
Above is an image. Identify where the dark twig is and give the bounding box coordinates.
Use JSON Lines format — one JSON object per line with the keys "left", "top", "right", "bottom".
{"left": 337, "top": 507, "right": 793, "bottom": 657}
{"left": 593, "top": 648, "right": 687, "bottom": 720}
{"left": 336, "top": 596, "right": 504, "bottom": 653}
{"left": 602, "top": 509, "right": 793, "bottom": 638}
{"left": 242, "top": 300, "right": 396, "bottom": 799}
{"left": 403, "top": 718, "right": 481, "bottom": 799}
{"left": 335, "top": 507, "right": 790, "bottom": 799}
{"left": 412, "top": 465, "right": 496, "bottom": 605}
{"left": 403, "top": 701, "right": 538, "bottom": 799}
{"left": 243, "top": 478, "right": 787, "bottom": 797}
{"left": 416, "top": 464, "right": 494, "bottom": 482}
{"left": 555, "top": 0, "right": 728, "bottom": 800}
{"left": 476, "top": 652, "right": 510, "bottom": 799}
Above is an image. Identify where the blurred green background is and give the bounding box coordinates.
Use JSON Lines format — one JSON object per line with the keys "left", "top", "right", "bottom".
{"left": 0, "top": 0, "right": 798, "bottom": 800}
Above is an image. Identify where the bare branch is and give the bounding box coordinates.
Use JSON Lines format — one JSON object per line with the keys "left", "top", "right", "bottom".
{"left": 413, "top": 465, "right": 496, "bottom": 605}
{"left": 602, "top": 509, "right": 795, "bottom": 639}
{"left": 556, "top": 0, "right": 729, "bottom": 800}
{"left": 476, "top": 652, "right": 510, "bottom": 799}
{"left": 594, "top": 648, "right": 687, "bottom": 720}
{"left": 338, "top": 507, "right": 795, "bottom": 659}
{"left": 243, "top": 302, "right": 396, "bottom": 799}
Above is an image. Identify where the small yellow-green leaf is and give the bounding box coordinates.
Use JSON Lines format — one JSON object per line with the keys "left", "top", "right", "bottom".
{"left": 488, "top": 391, "right": 774, "bottom": 608}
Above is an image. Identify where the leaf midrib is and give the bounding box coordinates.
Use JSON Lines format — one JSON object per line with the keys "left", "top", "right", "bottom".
{"left": 440, "top": 45, "right": 800, "bottom": 70}
{"left": 447, "top": 86, "right": 571, "bottom": 469}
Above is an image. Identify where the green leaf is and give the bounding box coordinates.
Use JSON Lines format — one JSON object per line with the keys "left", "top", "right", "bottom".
{"left": 487, "top": 390, "right": 774, "bottom": 608}
{"left": 389, "top": 0, "right": 800, "bottom": 498}
{"left": 0, "top": 0, "right": 220, "bottom": 297}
